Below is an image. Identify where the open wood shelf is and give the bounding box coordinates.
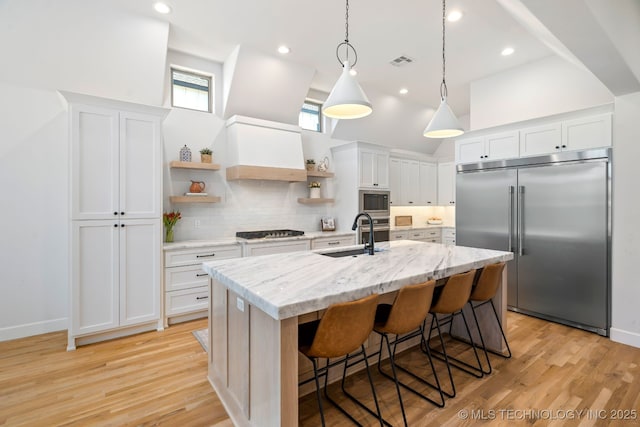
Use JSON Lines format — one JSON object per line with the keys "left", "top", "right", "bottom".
{"left": 297, "top": 198, "right": 335, "bottom": 204}
{"left": 170, "top": 161, "right": 221, "bottom": 171}
{"left": 170, "top": 196, "right": 221, "bottom": 203}
{"left": 306, "top": 170, "right": 334, "bottom": 178}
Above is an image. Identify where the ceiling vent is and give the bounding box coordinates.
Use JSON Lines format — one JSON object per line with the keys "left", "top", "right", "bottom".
{"left": 389, "top": 55, "right": 414, "bottom": 67}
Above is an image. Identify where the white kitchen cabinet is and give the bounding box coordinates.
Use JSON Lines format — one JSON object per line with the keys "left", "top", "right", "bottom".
{"left": 418, "top": 162, "right": 438, "bottom": 205}
{"left": 64, "top": 92, "right": 168, "bottom": 350}
{"left": 519, "top": 123, "right": 562, "bottom": 157}
{"left": 71, "top": 219, "right": 161, "bottom": 337}
{"left": 311, "top": 235, "right": 356, "bottom": 249}
{"left": 390, "top": 230, "right": 408, "bottom": 240}
{"left": 359, "top": 149, "right": 389, "bottom": 189}
{"left": 389, "top": 158, "right": 402, "bottom": 206}
{"left": 562, "top": 114, "right": 612, "bottom": 152}
{"left": 520, "top": 113, "right": 611, "bottom": 157}
{"left": 71, "top": 106, "right": 162, "bottom": 220}
{"left": 389, "top": 158, "right": 435, "bottom": 206}
{"left": 163, "top": 243, "right": 241, "bottom": 325}
{"left": 242, "top": 239, "right": 311, "bottom": 257}
{"left": 437, "top": 162, "right": 456, "bottom": 206}
{"left": 456, "top": 131, "right": 519, "bottom": 164}
{"left": 401, "top": 160, "right": 420, "bottom": 205}
{"left": 442, "top": 228, "right": 456, "bottom": 245}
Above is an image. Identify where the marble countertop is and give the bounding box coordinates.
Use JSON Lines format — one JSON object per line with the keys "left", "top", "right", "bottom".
{"left": 390, "top": 224, "right": 455, "bottom": 231}
{"left": 163, "top": 231, "right": 356, "bottom": 250}
{"left": 202, "top": 240, "right": 513, "bottom": 320}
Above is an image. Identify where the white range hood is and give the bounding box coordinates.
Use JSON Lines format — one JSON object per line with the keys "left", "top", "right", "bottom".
{"left": 225, "top": 115, "right": 307, "bottom": 182}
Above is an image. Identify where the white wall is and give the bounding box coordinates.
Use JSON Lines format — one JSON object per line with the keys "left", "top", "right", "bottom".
{"left": 470, "top": 56, "right": 613, "bottom": 130}
{"left": 610, "top": 91, "right": 640, "bottom": 347}
{"left": 161, "top": 52, "right": 350, "bottom": 242}
{"left": 0, "top": 1, "right": 169, "bottom": 340}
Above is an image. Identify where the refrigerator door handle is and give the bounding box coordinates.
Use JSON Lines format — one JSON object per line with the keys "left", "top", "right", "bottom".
{"left": 518, "top": 185, "right": 525, "bottom": 256}
{"left": 508, "top": 186, "right": 514, "bottom": 252}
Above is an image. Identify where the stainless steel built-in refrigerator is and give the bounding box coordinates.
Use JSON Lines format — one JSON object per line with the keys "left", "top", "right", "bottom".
{"left": 456, "top": 149, "right": 610, "bottom": 336}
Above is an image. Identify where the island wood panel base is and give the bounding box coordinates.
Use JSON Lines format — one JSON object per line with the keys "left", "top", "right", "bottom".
{"left": 208, "top": 279, "right": 298, "bottom": 427}
{"left": 449, "top": 266, "right": 508, "bottom": 353}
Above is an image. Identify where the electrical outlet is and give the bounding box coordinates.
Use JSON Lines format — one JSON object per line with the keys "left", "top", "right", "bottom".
{"left": 236, "top": 297, "right": 245, "bottom": 312}
{"left": 194, "top": 219, "right": 201, "bottom": 228}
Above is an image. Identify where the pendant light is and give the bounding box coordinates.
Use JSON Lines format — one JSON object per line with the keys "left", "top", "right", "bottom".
{"left": 323, "top": 0, "right": 372, "bottom": 120}
{"left": 424, "top": 0, "right": 464, "bottom": 138}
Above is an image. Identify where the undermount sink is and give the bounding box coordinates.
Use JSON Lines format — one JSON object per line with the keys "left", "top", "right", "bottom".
{"left": 320, "top": 248, "right": 368, "bottom": 258}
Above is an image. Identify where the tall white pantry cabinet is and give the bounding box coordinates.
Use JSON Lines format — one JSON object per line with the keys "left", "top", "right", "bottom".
{"left": 62, "top": 92, "right": 169, "bottom": 350}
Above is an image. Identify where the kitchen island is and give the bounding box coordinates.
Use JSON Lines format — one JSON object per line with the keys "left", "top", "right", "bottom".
{"left": 203, "top": 240, "right": 513, "bottom": 426}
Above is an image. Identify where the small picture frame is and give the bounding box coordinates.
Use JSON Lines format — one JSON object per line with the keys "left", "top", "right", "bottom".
{"left": 321, "top": 216, "right": 336, "bottom": 231}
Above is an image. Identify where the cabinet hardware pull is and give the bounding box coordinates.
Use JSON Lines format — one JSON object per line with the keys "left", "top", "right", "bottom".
{"left": 121, "top": 224, "right": 125, "bottom": 227}
{"left": 555, "top": 146, "right": 560, "bottom": 149}
{"left": 114, "top": 224, "right": 118, "bottom": 227}
{"left": 409, "top": 201, "right": 413, "bottom": 204}
{"left": 328, "top": 241, "right": 340, "bottom": 245}
{"left": 121, "top": 212, "right": 125, "bottom": 215}
{"left": 114, "top": 212, "right": 118, "bottom": 216}
{"left": 196, "top": 253, "right": 216, "bottom": 258}
{"left": 561, "top": 145, "right": 566, "bottom": 148}
{"left": 196, "top": 296, "right": 209, "bottom": 300}
{"left": 196, "top": 273, "right": 208, "bottom": 277}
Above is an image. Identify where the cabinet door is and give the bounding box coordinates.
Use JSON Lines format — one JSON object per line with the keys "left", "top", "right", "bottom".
{"left": 388, "top": 158, "right": 402, "bottom": 206}
{"left": 119, "top": 219, "right": 160, "bottom": 326}
{"left": 71, "top": 221, "right": 119, "bottom": 334}
{"left": 562, "top": 113, "right": 612, "bottom": 152}
{"left": 375, "top": 153, "right": 390, "bottom": 188}
{"left": 419, "top": 162, "right": 437, "bottom": 205}
{"left": 71, "top": 105, "right": 119, "bottom": 220}
{"left": 401, "top": 160, "right": 419, "bottom": 205}
{"left": 437, "top": 162, "right": 456, "bottom": 205}
{"left": 359, "top": 150, "right": 376, "bottom": 188}
{"left": 456, "top": 137, "right": 485, "bottom": 164}
{"left": 120, "top": 112, "right": 162, "bottom": 219}
{"left": 485, "top": 131, "right": 519, "bottom": 161}
{"left": 519, "top": 123, "right": 561, "bottom": 157}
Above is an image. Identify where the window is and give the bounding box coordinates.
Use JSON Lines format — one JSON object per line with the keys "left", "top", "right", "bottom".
{"left": 171, "top": 69, "right": 212, "bottom": 113}
{"left": 299, "top": 100, "right": 322, "bottom": 132}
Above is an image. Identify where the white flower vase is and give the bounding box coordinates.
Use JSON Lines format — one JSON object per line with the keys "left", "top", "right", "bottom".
{"left": 309, "top": 187, "right": 321, "bottom": 199}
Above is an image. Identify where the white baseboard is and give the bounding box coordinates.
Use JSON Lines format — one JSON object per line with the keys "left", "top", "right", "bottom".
{"left": 0, "top": 317, "right": 68, "bottom": 342}
{"left": 610, "top": 327, "right": 640, "bottom": 349}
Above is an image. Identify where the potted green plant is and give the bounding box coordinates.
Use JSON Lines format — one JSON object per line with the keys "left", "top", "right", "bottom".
{"left": 200, "top": 148, "right": 213, "bottom": 163}
{"left": 308, "top": 181, "right": 321, "bottom": 198}
{"left": 306, "top": 159, "right": 316, "bottom": 171}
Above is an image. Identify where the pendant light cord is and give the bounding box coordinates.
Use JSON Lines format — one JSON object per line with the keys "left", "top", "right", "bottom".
{"left": 335, "top": 0, "right": 358, "bottom": 67}
{"left": 440, "top": 0, "right": 448, "bottom": 100}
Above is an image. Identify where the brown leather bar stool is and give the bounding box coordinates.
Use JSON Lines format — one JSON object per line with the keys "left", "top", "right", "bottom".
{"left": 426, "top": 269, "right": 483, "bottom": 398}
{"left": 466, "top": 262, "right": 512, "bottom": 374}
{"left": 298, "top": 294, "right": 384, "bottom": 427}
{"left": 373, "top": 280, "right": 444, "bottom": 427}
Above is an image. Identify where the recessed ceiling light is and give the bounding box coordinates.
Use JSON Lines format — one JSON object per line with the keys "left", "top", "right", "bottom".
{"left": 447, "top": 10, "right": 463, "bottom": 22}
{"left": 277, "top": 45, "right": 290, "bottom": 54}
{"left": 153, "top": 2, "right": 171, "bottom": 14}
{"left": 399, "top": 88, "right": 409, "bottom": 95}
{"left": 349, "top": 68, "right": 358, "bottom": 76}
{"left": 501, "top": 47, "right": 515, "bottom": 56}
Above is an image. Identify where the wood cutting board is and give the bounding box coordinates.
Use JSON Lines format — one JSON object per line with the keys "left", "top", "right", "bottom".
{"left": 395, "top": 216, "right": 412, "bottom": 226}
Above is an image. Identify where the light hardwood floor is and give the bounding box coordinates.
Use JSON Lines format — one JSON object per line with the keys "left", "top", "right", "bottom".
{"left": 1, "top": 313, "right": 639, "bottom": 426}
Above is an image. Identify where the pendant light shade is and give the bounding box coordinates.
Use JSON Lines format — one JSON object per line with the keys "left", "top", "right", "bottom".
{"left": 322, "top": 0, "right": 372, "bottom": 120}
{"left": 424, "top": 0, "right": 464, "bottom": 139}
{"left": 323, "top": 61, "right": 372, "bottom": 119}
{"left": 423, "top": 97, "right": 464, "bottom": 138}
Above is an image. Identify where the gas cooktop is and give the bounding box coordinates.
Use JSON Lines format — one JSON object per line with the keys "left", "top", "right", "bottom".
{"left": 236, "top": 230, "right": 305, "bottom": 240}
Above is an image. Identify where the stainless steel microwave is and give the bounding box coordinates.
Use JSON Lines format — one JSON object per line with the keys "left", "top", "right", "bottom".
{"left": 359, "top": 190, "right": 390, "bottom": 216}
